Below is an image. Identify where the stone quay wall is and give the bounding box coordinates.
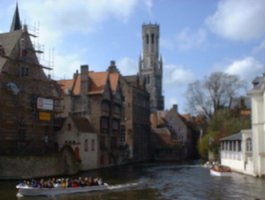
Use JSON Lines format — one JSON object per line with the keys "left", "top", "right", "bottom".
{"left": 0, "top": 146, "right": 80, "bottom": 180}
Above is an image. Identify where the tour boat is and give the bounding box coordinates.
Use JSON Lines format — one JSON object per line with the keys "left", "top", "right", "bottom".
{"left": 16, "top": 183, "right": 109, "bottom": 197}
{"left": 210, "top": 165, "right": 232, "bottom": 177}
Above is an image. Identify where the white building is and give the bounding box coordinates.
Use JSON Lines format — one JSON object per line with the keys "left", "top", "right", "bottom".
{"left": 220, "top": 74, "right": 265, "bottom": 177}
{"left": 220, "top": 129, "right": 254, "bottom": 176}
{"left": 57, "top": 116, "right": 99, "bottom": 171}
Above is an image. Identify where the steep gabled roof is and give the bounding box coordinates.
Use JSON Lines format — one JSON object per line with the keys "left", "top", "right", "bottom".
{"left": 109, "top": 72, "right": 119, "bottom": 94}
{"left": 0, "top": 30, "right": 23, "bottom": 71}
{"left": 10, "top": 3, "right": 22, "bottom": 32}
{"left": 58, "top": 79, "right": 74, "bottom": 94}
{"left": 181, "top": 113, "right": 192, "bottom": 121}
{"left": 88, "top": 71, "right": 109, "bottom": 95}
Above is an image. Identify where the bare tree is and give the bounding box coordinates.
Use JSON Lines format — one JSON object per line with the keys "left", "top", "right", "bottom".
{"left": 186, "top": 81, "right": 213, "bottom": 118}
{"left": 186, "top": 72, "right": 246, "bottom": 119}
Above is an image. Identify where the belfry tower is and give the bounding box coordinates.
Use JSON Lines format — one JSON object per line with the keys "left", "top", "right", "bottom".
{"left": 139, "top": 23, "right": 164, "bottom": 111}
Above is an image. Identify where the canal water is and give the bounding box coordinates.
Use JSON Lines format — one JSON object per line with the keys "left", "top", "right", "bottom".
{"left": 0, "top": 162, "right": 265, "bottom": 200}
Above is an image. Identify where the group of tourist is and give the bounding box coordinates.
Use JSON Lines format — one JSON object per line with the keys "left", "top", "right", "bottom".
{"left": 21, "top": 177, "right": 103, "bottom": 188}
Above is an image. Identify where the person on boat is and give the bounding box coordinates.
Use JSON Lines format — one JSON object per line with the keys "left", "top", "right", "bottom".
{"left": 19, "top": 176, "right": 105, "bottom": 189}
{"left": 54, "top": 179, "right": 61, "bottom": 188}
{"left": 31, "top": 179, "right": 38, "bottom": 187}
{"left": 71, "top": 180, "right": 79, "bottom": 187}
{"left": 38, "top": 179, "right": 44, "bottom": 187}
{"left": 97, "top": 177, "right": 102, "bottom": 185}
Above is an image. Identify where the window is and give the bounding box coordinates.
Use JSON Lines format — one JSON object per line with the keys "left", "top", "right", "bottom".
{"left": 91, "top": 139, "right": 95, "bottom": 151}
{"left": 120, "top": 125, "right": 125, "bottom": 144}
{"left": 145, "top": 75, "right": 150, "bottom": 84}
{"left": 146, "top": 34, "right": 149, "bottom": 44}
{"left": 112, "top": 119, "right": 119, "bottom": 134}
{"left": 114, "top": 104, "right": 121, "bottom": 115}
{"left": 102, "top": 101, "right": 110, "bottom": 113}
{"left": 100, "top": 117, "right": 109, "bottom": 133}
{"left": 115, "top": 89, "right": 122, "bottom": 101}
{"left": 151, "top": 34, "right": 154, "bottom": 44}
{"left": 246, "top": 138, "right": 252, "bottom": 152}
{"left": 84, "top": 139, "right": 88, "bottom": 152}
{"left": 20, "top": 66, "right": 29, "bottom": 76}
{"left": 238, "top": 141, "right": 241, "bottom": 152}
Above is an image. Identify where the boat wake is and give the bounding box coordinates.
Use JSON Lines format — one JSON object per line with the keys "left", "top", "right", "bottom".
{"left": 107, "top": 182, "right": 138, "bottom": 191}
{"left": 15, "top": 182, "right": 139, "bottom": 197}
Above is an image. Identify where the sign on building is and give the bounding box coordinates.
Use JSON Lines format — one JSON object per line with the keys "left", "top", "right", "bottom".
{"left": 39, "top": 112, "right": 51, "bottom": 121}
{"left": 37, "top": 97, "right": 53, "bottom": 111}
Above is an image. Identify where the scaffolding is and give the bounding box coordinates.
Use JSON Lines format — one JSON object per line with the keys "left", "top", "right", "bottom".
{"left": 0, "top": 24, "right": 62, "bottom": 155}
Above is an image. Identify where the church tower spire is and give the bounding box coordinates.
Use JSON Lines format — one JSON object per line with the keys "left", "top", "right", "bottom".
{"left": 139, "top": 23, "right": 164, "bottom": 112}
{"left": 10, "top": 3, "right": 22, "bottom": 32}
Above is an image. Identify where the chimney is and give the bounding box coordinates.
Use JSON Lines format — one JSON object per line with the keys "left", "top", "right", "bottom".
{"left": 22, "top": 25, "right": 28, "bottom": 33}
{"left": 80, "top": 65, "right": 89, "bottom": 96}
{"left": 107, "top": 60, "right": 119, "bottom": 73}
{"left": 172, "top": 104, "right": 178, "bottom": 113}
{"left": 73, "top": 69, "right": 79, "bottom": 80}
{"left": 110, "top": 60, "right": 115, "bottom": 67}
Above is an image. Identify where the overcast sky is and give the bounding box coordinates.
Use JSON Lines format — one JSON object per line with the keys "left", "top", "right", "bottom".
{"left": 1, "top": 0, "right": 265, "bottom": 113}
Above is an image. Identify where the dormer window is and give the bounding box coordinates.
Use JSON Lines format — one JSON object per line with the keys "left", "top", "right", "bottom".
{"left": 102, "top": 101, "right": 110, "bottom": 113}
{"left": 114, "top": 104, "right": 121, "bottom": 115}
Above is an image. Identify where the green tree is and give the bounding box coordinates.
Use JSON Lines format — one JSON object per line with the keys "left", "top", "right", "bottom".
{"left": 198, "top": 109, "right": 251, "bottom": 159}
{"left": 198, "top": 134, "right": 209, "bottom": 160}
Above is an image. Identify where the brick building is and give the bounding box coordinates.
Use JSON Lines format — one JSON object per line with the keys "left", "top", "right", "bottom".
{"left": 108, "top": 62, "right": 151, "bottom": 162}
{"left": 0, "top": 4, "right": 62, "bottom": 155}
{"left": 57, "top": 116, "right": 98, "bottom": 171}
{"left": 150, "top": 105, "right": 200, "bottom": 161}
{"left": 58, "top": 63, "right": 126, "bottom": 167}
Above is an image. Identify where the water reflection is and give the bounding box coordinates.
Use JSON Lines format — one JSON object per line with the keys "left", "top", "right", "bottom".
{"left": 0, "top": 163, "right": 264, "bottom": 200}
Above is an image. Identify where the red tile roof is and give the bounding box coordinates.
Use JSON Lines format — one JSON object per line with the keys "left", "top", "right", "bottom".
{"left": 109, "top": 72, "right": 119, "bottom": 94}
{"left": 58, "top": 71, "right": 119, "bottom": 96}
{"left": 88, "top": 72, "right": 108, "bottom": 95}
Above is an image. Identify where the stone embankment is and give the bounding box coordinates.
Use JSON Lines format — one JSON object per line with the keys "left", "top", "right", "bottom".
{"left": 0, "top": 146, "right": 79, "bottom": 180}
